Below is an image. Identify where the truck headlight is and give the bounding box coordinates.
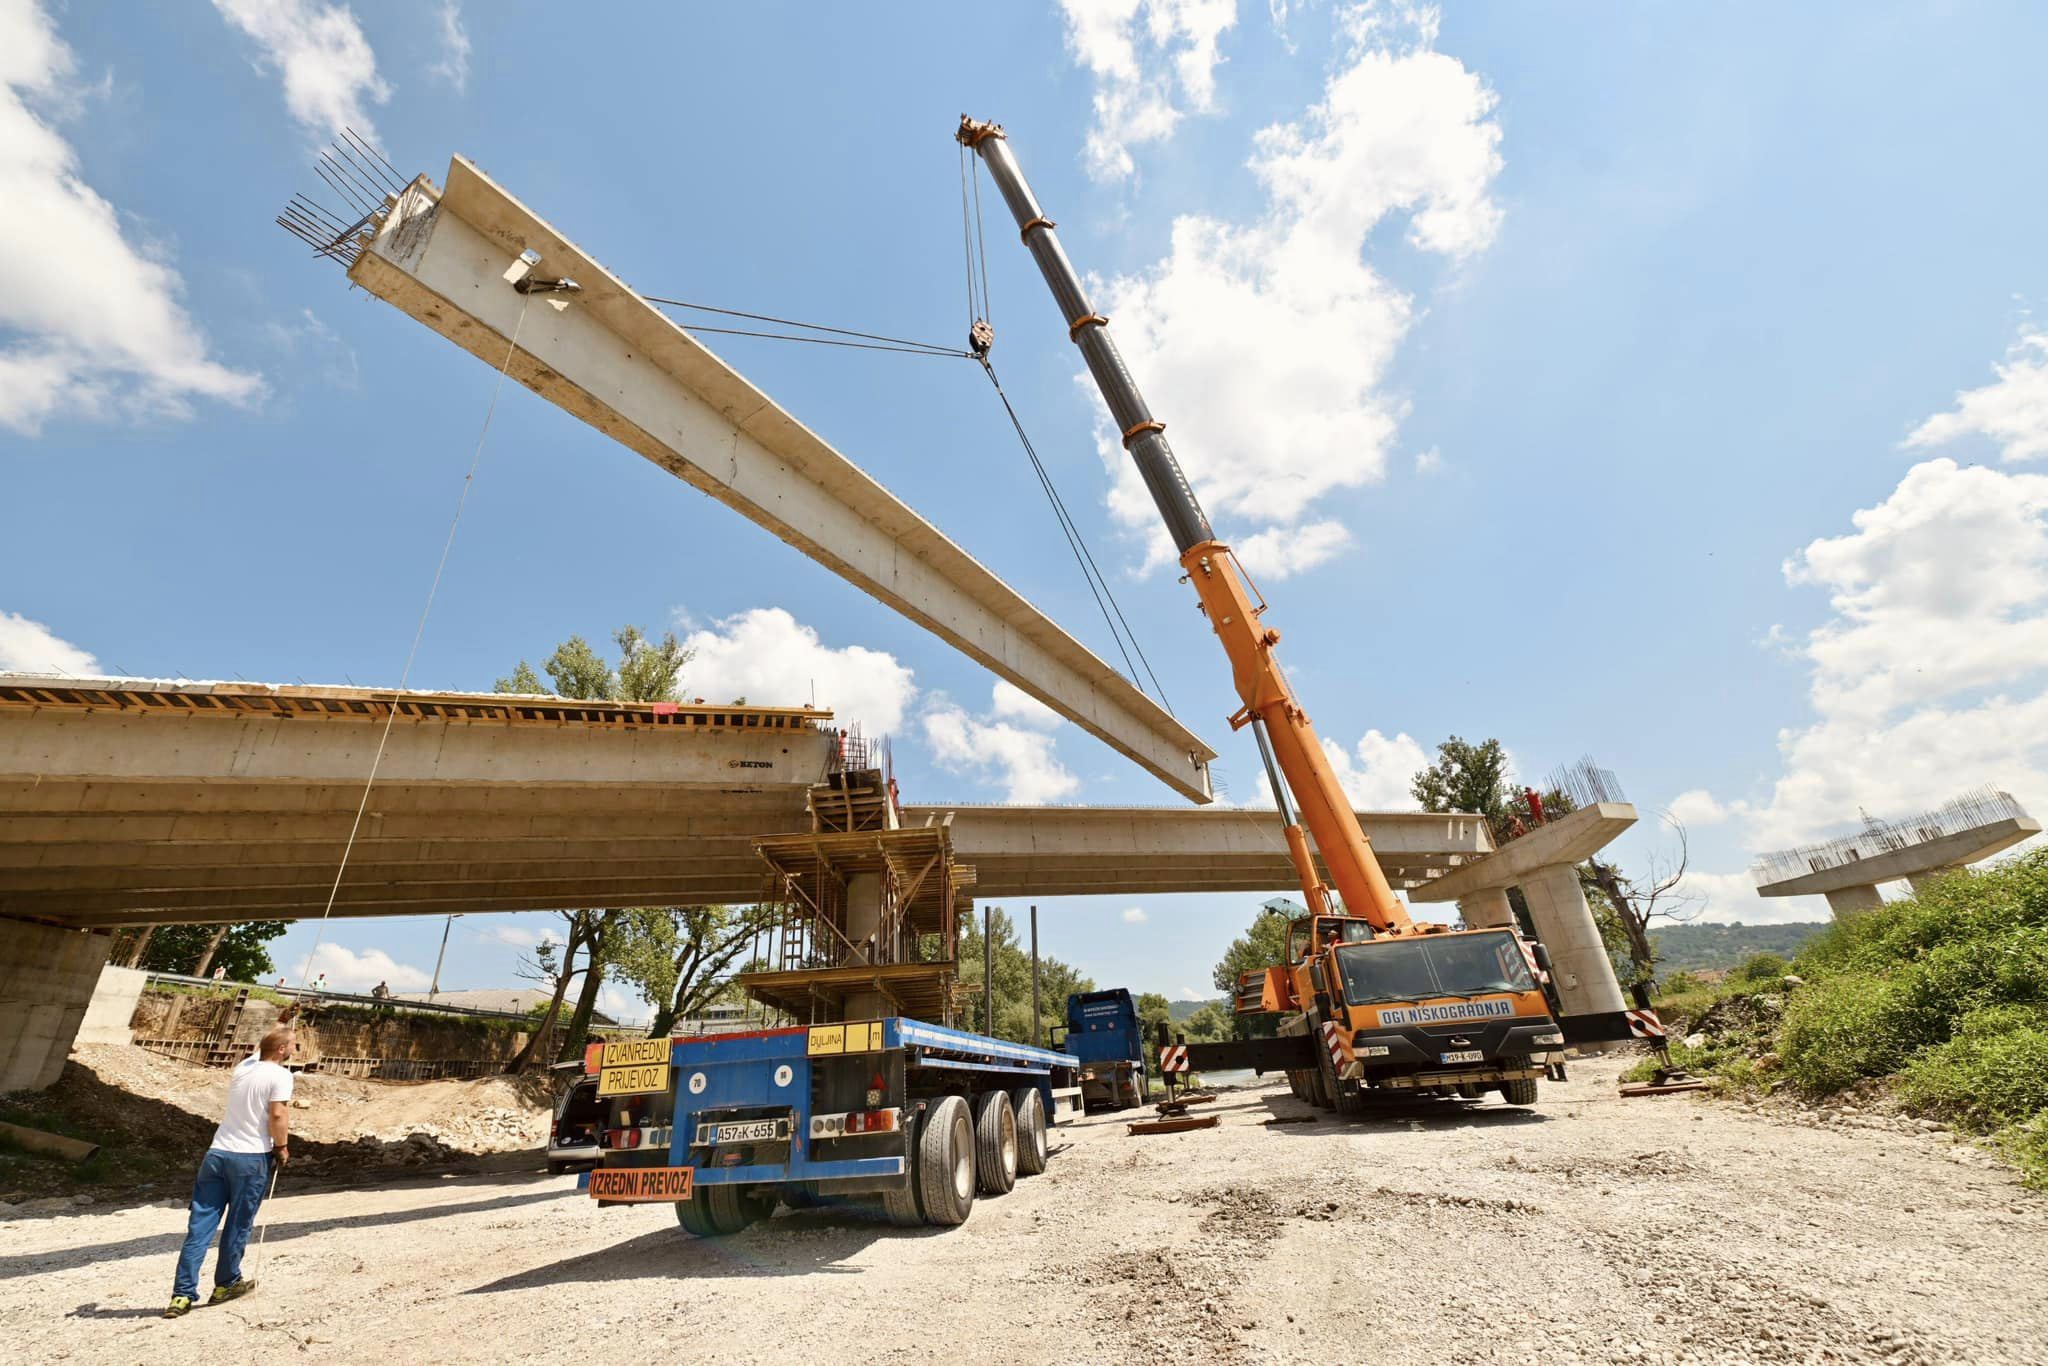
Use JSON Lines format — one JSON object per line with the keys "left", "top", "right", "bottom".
{"left": 1532, "top": 1031, "right": 1564, "bottom": 1047}
{"left": 1356, "top": 1045, "right": 1391, "bottom": 1058}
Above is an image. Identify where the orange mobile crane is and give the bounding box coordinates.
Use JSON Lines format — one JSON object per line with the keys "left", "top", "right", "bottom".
{"left": 961, "top": 117, "right": 1636, "bottom": 1112}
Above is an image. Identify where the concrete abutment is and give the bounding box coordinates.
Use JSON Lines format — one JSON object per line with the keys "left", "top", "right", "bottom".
{"left": 0, "top": 918, "right": 114, "bottom": 1091}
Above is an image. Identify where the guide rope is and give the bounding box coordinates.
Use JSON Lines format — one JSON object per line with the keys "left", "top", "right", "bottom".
{"left": 292, "top": 294, "right": 535, "bottom": 988}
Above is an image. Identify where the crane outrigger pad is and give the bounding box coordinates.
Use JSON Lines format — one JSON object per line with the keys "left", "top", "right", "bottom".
{"left": 1128, "top": 1114, "right": 1219, "bottom": 1137}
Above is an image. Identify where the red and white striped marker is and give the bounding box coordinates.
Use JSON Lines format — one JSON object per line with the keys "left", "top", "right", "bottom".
{"left": 1625, "top": 1008, "right": 1666, "bottom": 1040}
{"left": 1318, "top": 1020, "right": 1352, "bottom": 1069}
{"left": 1158, "top": 1044, "right": 1189, "bottom": 1073}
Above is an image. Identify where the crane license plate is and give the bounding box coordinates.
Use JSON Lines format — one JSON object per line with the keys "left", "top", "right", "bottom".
{"left": 1439, "top": 1049, "right": 1485, "bottom": 1064}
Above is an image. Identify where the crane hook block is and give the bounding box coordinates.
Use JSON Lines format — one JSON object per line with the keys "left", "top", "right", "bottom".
{"left": 969, "top": 318, "right": 995, "bottom": 356}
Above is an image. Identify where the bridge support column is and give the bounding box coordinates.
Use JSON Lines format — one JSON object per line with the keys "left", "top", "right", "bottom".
{"left": 0, "top": 919, "right": 115, "bottom": 1091}
{"left": 843, "top": 873, "right": 888, "bottom": 1021}
{"left": 1457, "top": 887, "right": 1515, "bottom": 929}
{"left": 1516, "top": 864, "right": 1627, "bottom": 1050}
{"left": 1907, "top": 868, "right": 1959, "bottom": 896}
{"left": 1824, "top": 884, "right": 1884, "bottom": 917}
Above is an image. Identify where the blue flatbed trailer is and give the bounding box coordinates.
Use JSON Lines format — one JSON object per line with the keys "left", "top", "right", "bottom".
{"left": 575, "top": 1018, "right": 1082, "bottom": 1233}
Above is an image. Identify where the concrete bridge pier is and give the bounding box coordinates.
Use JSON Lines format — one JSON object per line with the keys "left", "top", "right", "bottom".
{"left": 1823, "top": 884, "right": 1885, "bottom": 916}
{"left": 1456, "top": 887, "right": 1514, "bottom": 929}
{"left": 1, "top": 918, "right": 114, "bottom": 1091}
{"left": 1409, "top": 803, "right": 1639, "bottom": 1048}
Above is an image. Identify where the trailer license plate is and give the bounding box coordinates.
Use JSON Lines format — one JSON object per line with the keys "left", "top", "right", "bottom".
{"left": 1439, "top": 1049, "right": 1484, "bottom": 1064}
{"left": 700, "top": 1118, "right": 789, "bottom": 1146}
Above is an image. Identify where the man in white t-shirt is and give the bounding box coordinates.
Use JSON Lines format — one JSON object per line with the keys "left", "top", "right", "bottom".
{"left": 165, "top": 1015, "right": 297, "bottom": 1318}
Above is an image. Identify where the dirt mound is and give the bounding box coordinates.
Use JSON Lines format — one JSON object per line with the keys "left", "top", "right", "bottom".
{"left": 1, "top": 1046, "right": 558, "bottom": 1206}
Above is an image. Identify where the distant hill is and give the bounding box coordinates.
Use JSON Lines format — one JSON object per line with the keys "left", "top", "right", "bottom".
{"left": 1651, "top": 922, "right": 1829, "bottom": 973}
{"left": 1169, "top": 997, "right": 1225, "bottom": 1020}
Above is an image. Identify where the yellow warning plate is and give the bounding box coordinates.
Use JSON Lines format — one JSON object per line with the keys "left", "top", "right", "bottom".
{"left": 806, "top": 1021, "right": 886, "bottom": 1056}
{"left": 597, "top": 1062, "right": 670, "bottom": 1097}
{"left": 601, "top": 1038, "right": 669, "bottom": 1068}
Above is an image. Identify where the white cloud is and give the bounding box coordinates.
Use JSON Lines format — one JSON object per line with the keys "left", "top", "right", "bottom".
{"left": 1058, "top": 0, "right": 1238, "bottom": 181}
{"left": 428, "top": 1, "right": 470, "bottom": 93}
{"left": 1676, "top": 870, "right": 1828, "bottom": 927}
{"left": 1754, "top": 455, "right": 2048, "bottom": 846}
{"left": 1121, "top": 906, "right": 1149, "bottom": 923}
{"left": 1233, "top": 520, "right": 1351, "bottom": 580}
{"left": 1177, "top": 985, "right": 1207, "bottom": 1001}
{"left": 1906, "top": 326, "right": 2048, "bottom": 465}
{"left": 990, "top": 679, "right": 1062, "bottom": 730}
{"left": 598, "top": 983, "right": 648, "bottom": 1026}
{"left": 0, "top": 1, "right": 261, "bottom": 434}
{"left": 0, "top": 609, "right": 98, "bottom": 675}
{"left": 1090, "top": 9, "right": 1502, "bottom": 575}
{"left": 1272, "top": 727, "right": 1426, "bottom": 810}
{"left": 922, "top": 689, "right": 1079, "bottom": 804}
{"left": 300, "top": 942, "right": 429, "bottom": 992}
{"left": 212, "top": 0, "right": 389, "bottom": 144}
{"left": 679, "top": 607, "right": 916, "bottom": 734}
{"left": 1414, "top": 447, "right": 1444, "bottom": 475}
{"left": 1667, "top": 788, "right": 1733, "bottom": 827}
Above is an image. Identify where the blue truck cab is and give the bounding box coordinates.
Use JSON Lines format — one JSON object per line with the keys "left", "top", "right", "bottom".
{"left": 576, "top": 1018, "right": 1081, "bottom": 1233}
{"left": 1057, "top": 989, "right": 1150, "bottom": 1112}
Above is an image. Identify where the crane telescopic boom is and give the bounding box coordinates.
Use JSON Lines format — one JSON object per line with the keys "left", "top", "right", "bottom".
{"left": 958, "top": 116, "right": 1414, "bottom": 934}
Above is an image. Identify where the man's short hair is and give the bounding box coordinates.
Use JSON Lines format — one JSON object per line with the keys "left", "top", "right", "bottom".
{"left": 259, "top": 1026, "right": 295, "bottom": 1061}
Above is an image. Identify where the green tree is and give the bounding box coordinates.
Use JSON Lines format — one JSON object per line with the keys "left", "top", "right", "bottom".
{"left": 1212, "top": 900, "right": 1296, "bottom": 995}
{"left": 1411, "top": 736, "right": 1514, "bottom": 825}
{"left": 958, "top": 907, "right": 1094, "bottom": 1044}
{"left": 122, "top": 922, "right": 288, "bottom": 982}
{"left": 1182, "top": 1002, "right": 1231, "bottom": 1044}
{"left": 492, "top": 623, "right": 694, "bottom": 1062}
{"left": 1134, "top": 991, "right": 1173, "bottom": 1049}
{"left": 610, "top": 904, "right": 777, "bottom": 1036}
{"left": 495, "top": 625, "right": 691, "bottom": 704}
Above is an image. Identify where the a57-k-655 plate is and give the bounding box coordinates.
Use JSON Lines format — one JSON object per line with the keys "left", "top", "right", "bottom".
{"left": 697, "top": 1117, "right": 790, "bottom": 1146}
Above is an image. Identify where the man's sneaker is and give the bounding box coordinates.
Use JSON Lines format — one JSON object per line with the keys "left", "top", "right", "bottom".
{"left": 208, "top": 1279, "right": 256, "bottom": 1305}
{"left": 163, "top": 1296, "right": 194, "bottom": 1319}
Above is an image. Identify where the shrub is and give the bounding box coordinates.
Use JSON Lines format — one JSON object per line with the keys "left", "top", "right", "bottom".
{"left": 1777, "top": 973, "right": 1922, "bottom": 1094}
{"left": 1657, "top": 970, "right": 1706, "bottom": 997}
{"left": 1897, "top": 1005, "right": 2048, "bottom": 1129}
{"left": 1725, "top": 953, "right": 1789, "bottom": 990}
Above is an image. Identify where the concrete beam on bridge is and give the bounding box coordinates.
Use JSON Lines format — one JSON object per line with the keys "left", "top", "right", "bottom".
{"left": 346, "top": 158, "right": 1214, "bottom": 803}
{"left": 1753, "top": 816, "right": 2041, "bottom": 900}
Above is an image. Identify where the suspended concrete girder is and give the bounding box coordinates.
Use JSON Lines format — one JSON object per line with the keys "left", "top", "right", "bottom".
{"left": 345, "top": 158, "right": 1215, "bottom": 803}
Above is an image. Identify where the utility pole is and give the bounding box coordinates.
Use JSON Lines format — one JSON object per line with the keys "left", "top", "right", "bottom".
{"left": 1029, "top": 905, "right": 1041, "bottom": 1048}
{"left": 983, "top": 905, "right": 995, "bottom": 1038}
{"left": 429, "top": 914, "right": 459, "bottom": 1001}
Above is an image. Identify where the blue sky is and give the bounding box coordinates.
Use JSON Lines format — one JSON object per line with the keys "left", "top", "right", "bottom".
{"left": 6, "top": 2, "right": 2048, "bottom": 1016}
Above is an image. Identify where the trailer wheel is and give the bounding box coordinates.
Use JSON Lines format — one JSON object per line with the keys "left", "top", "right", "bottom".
{"left": 973, "top": 1091, "right": 1018, "bottom": 1195}
{"left": 677, "top": 1182, "right": 763, "bottom": 1237}
{"left": 917, "top": 1095, "right": 976, "bottom": 1226}
{"left": 1011, "top": 1087, "right": 1049, "bottom": 1176}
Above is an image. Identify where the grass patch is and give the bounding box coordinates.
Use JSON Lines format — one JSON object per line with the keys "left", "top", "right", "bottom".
{"left": 1649, "top": 850, "right": 2048, "bottom": 1189}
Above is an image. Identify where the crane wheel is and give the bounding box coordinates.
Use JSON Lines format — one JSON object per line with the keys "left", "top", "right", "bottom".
{"left": 917, "top": 1095, "right": 977, "bottom": 1226}
{"left": 1011, "top": 1087, "right": 1050, "bottom": 1176}
{"left": 973, "top": 1090, "right": 1019, "bottom": 1194}
{"left": 1315, "top": 1027, "right": 1366, "bottom": 1117}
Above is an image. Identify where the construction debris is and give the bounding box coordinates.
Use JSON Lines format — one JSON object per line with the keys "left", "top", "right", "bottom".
{"left": 1128, "top": 1113, "right": 1220, "bottom": 1137}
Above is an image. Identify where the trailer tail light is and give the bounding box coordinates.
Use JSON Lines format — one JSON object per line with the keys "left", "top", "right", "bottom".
{"left": 604, "top": 1127, "right": 644, "bottom": 1149}
{"left": 844, "top": 1108, "right": 898, "bottom": 1135}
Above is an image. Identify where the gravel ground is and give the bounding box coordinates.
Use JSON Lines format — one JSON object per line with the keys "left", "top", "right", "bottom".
{"left": 3, "top": 1056, "right": 2044, "bottom": 1365}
